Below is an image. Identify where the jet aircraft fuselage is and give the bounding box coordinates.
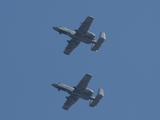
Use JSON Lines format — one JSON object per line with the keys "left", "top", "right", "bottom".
{"left": 53, "top": 16, "right": 106, "bottom": 55}
{"left": 52, "top": 74, "right": 104, "bottom": 110}
{"left": 53, "top": 26, "right": 96, "bottom": 44}
{"left": 52, "top": 83, "right": 94, "bottom": 100}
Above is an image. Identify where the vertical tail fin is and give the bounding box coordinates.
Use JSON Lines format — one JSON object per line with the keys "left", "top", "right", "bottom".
{"left": 91, "top": 32, "right": 106, "bottom": 51}
{"left": 89, "top": 88, "right": 104, "bottom": 107}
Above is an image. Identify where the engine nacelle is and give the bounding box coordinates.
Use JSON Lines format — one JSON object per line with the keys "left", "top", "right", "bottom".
{"left": 84, "top": 88, "right": 94, "bottom": 95}
{"left": 85, "top": 31, "right": 95, "bottom": 39}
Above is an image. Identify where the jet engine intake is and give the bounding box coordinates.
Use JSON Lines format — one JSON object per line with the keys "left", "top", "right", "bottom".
{"left": 84, "top": 88, "right": 94, "bottom": 95}
{"left": 85, "top": 31, "right": 95, "bottom": 39}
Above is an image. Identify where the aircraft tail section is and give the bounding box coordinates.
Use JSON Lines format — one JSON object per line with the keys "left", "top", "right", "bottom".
{"left": 91, "top": 32, "right": 106, "bottom": 51}
{"left": 89, "top": 88, "right": 104, "bottom": 107}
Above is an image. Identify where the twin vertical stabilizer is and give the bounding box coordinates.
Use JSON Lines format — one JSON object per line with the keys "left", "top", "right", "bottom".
{"left": 89, "top": 88, "right": 104, "bottom": 107}
{"left": 91, "top": 32, "right": 106, "bottom": 51}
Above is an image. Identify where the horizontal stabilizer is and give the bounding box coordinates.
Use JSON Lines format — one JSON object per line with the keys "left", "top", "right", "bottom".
{"left": 91, "top": 32, "right": 106, "bottom": 51}
{"left": 89, "top": 88, "right": 104, "bottom": 107}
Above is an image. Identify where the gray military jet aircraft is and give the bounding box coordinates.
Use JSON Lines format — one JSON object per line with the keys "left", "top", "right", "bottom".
{"left": 53, "top": 16, "right": 106, "bottom": 55}
{"left": 52, "top": 74, "right": 104, "bottom": 110}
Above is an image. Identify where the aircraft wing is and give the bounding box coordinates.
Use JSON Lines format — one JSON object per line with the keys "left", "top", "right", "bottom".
{"left": 62, "top": 74, "right": 92, "bottom": 110}
{"left": 62, "top": 94, "right": 79, "bottom": 110}
{"left": 76, "top": 16, "right": 94, "bottom": 35}
{"left": 64, "top": 38, "right": 81, "bottom": 55}
{"left": 75, "top": 74, "right": 92, "bottom": 92}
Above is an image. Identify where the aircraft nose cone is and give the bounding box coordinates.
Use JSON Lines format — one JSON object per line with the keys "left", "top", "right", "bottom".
{"left": 52, "top": 83, "right": 59, "bottom": 88}
{"left": 53, "top": 26, "right": 58, "bottom": 31}
{"left": 53, "top": 27, "right": 56, "bottom": 29}
{"left": 52, "top": 83, "right": 56, "bottom": 87}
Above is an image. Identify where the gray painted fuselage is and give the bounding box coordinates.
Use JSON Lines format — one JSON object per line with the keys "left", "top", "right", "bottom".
{"left": 52, "top": 83, "right": 95, "bottom": 100}
{"left": 53, "top": 26, "right": 96, "bottom": 44}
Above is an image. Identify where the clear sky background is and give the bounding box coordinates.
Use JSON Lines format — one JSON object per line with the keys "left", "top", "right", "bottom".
{"left": 0, "top": 0, "right": 160, "bottom": 120}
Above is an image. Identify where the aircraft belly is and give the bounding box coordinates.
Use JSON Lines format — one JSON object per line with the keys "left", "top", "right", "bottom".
{"left": 80, "top": 94, "right": 90, "bottom": 100}
{"left": 67, "top": 32, "right": 75, "bottom": 37}
{"left": 79, "top": 37, "right": 92, "bottom": 44}
{"left": 72, "top": 36, "right": 91, "bottom": 44}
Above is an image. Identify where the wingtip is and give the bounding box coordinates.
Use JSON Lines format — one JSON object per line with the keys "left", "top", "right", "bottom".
{"left": 63, "top": 51, "right": 70, "bottom": 55}
{"left": 88, "top": 16, "right": 94, "bottom": 19}
{"left": 62, "top": 107, "right": 69, "bottom": 110}
{"left": 86, "top": 73, "right": 92, "bottom": 77}
{"left": 88, "top": 16, "right": 94, "bottom": 18}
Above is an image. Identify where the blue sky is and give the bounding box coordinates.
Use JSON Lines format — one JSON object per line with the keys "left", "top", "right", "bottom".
{"left": 0, "top": 0, "right": 160, "bottom": 120}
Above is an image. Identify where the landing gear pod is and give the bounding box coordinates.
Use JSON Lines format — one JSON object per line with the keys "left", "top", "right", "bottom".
{"left": 91, "top": 32, "right": 106, "bottom": 51}
{"left": 89, "top": 88, "right": 104, "bottom": 107}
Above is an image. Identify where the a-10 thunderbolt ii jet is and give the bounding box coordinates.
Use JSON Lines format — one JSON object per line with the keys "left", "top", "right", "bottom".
{"left": 53, "top": 16, "right": 106, "bottom": 55}
{"left": 52, "top": 74, "right": 104, "bottom": 110}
